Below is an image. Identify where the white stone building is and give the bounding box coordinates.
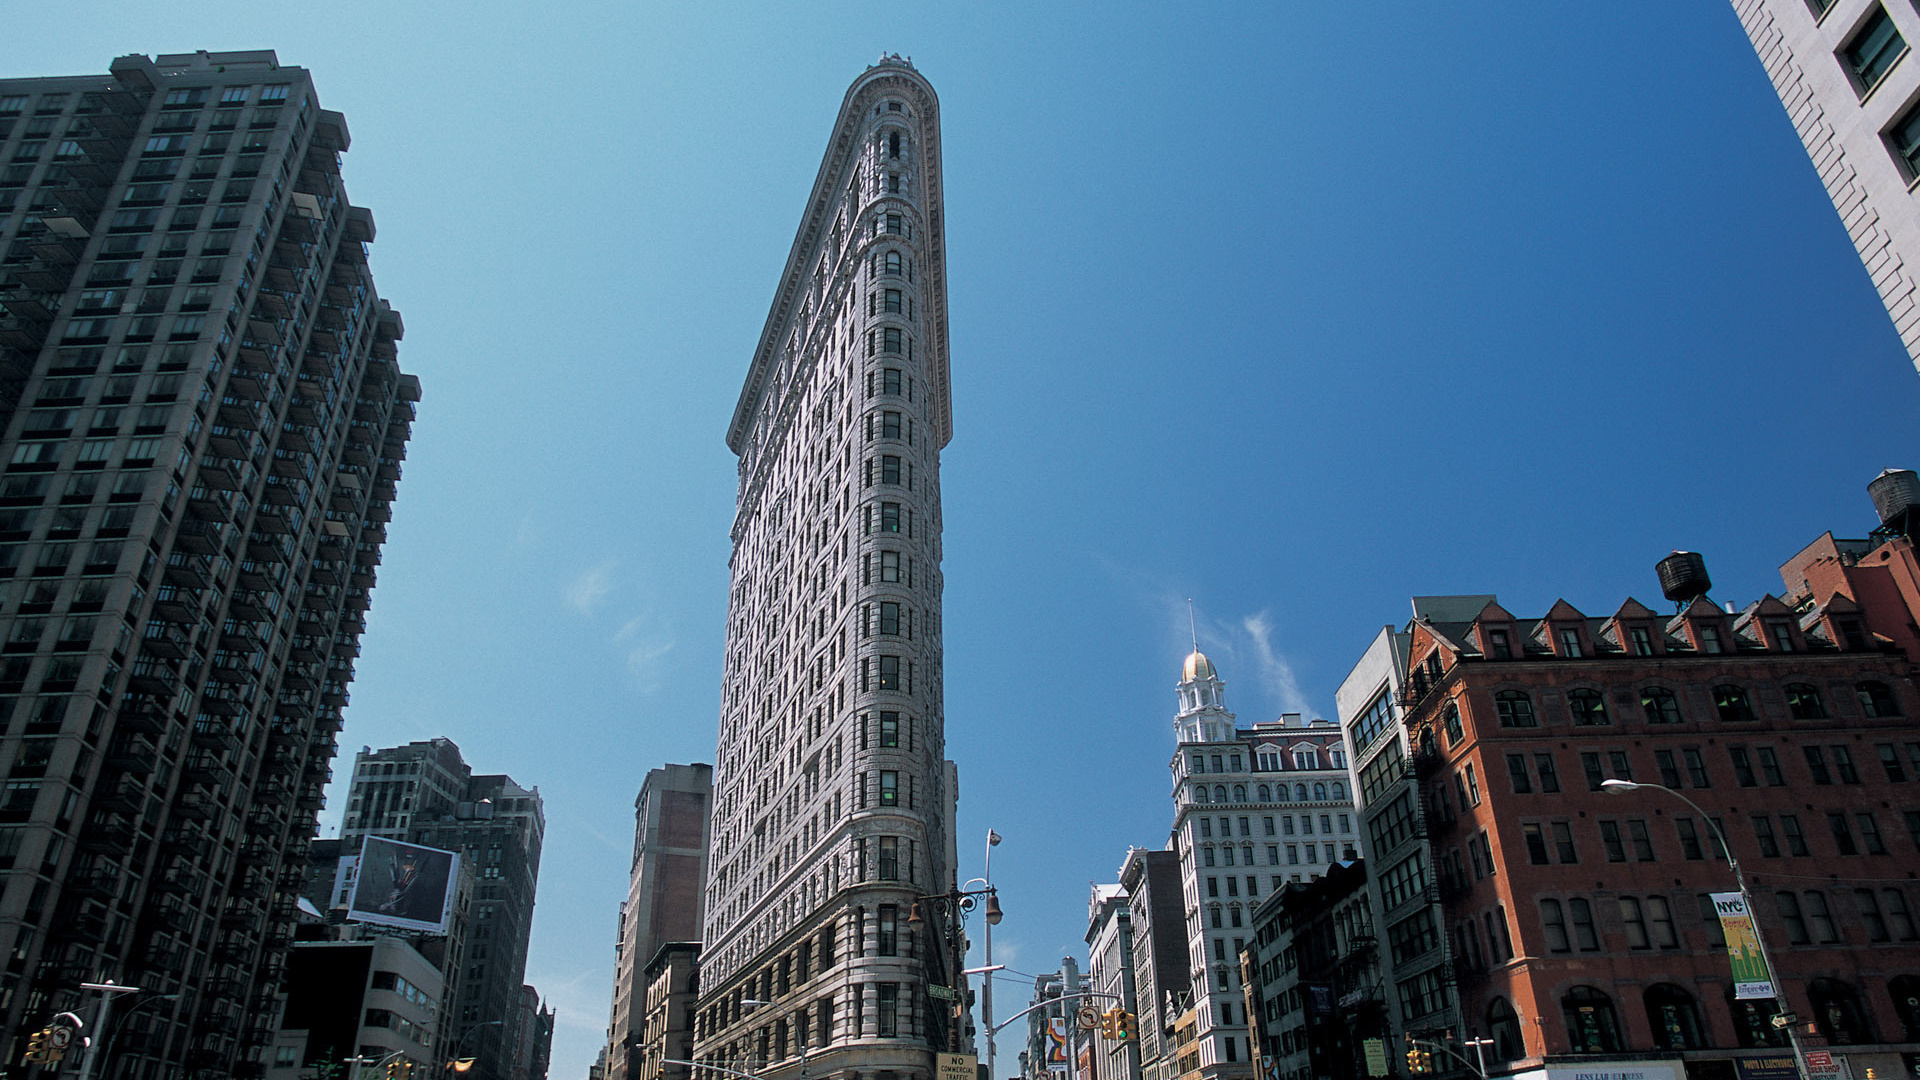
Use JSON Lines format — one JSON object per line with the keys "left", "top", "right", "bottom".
{"left": 693, "top": 55, "right": 961, "bottom": 1080}
{"left": 1165, "top": 651, "right": 1355, "bottom": 1080}
{"left": 1730, "top": 0, "right": 1920, "bottom": 373}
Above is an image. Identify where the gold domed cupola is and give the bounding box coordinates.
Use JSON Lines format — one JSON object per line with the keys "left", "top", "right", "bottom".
{"left": 1183, "top": 649, "right": 1216, "bottom": 683}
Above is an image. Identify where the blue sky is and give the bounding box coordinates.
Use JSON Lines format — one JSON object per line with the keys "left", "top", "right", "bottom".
{"left": 10, "top": 4, "right": 1920, "bottom": 1079}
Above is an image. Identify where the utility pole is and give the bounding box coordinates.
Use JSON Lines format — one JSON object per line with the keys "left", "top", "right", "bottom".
{"left": 1062, "top": 959, "right": 1081, "bottom": 1080}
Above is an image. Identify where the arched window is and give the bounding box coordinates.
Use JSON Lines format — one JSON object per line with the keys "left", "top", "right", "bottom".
{"left": 1561, "top": 986, "right": 1623, "bottom": 1053}
{"left": 888, "top": 131, "right": 901, "bottom": 159}
{"left": 1214, "top": 785, "right": 1228, "bottom": 803}
{"left": 1889, "top": 974, "right": 1920, "bottom": 1042}
{"left": 1295, "top": 784, "right": 1308, "bottom": 801}
{"left": 884, "top": 250, "right": 902, "bottom": 275}
{"left": 1644, "top": 984, "right": 1708, "bottom": 1049}
{"left": 1233, "top": 784, "right": 1247, "bottom": 802}
{"left": 1494, "top": 690, "right": 1536, "bottom": 728}
{"left": 1568, "top": 688, "right": 1609, "bottom": 726}
{"left": 1858, "top": 681, "right": 1902, "bottom": 717}
{"left": 1486, "top": 997, "right": 1522, "bottom": 1061}
{"left": 1313, "top": 783, "right": 1327, "bottom": 800}
{"left": 1713, "top": 685, "right": 1756, "bottom": 722}
{"left": 1785, "top": 683, "right": 1828, "bottom": 720}
{"left": 1257, "top": 784, "right": 1271, "bottom": 801}
{"left": 1808, "top": 978, "right": 1874, "bottom": 1045}
{"left": 1640, "top": 687, "right": 1682, "bottom": 724}
{"left": 1724, "top": 987, "right": 1786, "bottom": 1048}
{"left": 1193, "top": 785, "right": 1209, "bottom": 804}
{"left": 1331, "top": 781, "right": 1345, "bottom": 799}
{"left": 1275, "top": 785, "right": 1290, "bottom": 803}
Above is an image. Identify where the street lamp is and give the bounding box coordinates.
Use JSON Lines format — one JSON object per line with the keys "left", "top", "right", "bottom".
{"left": 1600, "top": 779, "right": 1811, "bottom": 1079}
{"left": 909, "top": 877, "right": 1003, "bottom": 1055}
{"left": 81, "top": 989, "right": 179, "bottom": 1080}
{"left": 979, "top": 831, "right": 1004, "bottom": 1080}
{"left": 449, "top": 1019, "right": 506, "bottom": 1077}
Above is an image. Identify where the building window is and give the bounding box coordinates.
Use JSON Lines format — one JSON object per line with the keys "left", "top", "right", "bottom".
{"left": 1630, "top": 626, "right": 1654, "bottom": 656}
{"left": 1558, "top": 627, "right": 1583, "bottom": 657}
{"left": 877, "top": 836, "right": 899, "bottom": 880}
{"left": 1641, "top": 687, "right": 1682, "bottom": 724}
{"left": 1551, "top": 821, "right": 1578, "bottom": 863}
{"left": 1886, "top": 100, "right": 1920, "bottom": 179}
{"left": 1523, "top": 823, "right": 1550, "bottom": 864}
{"left": 1569, "top": 898, "right": 1600, "bottom": 950}
{"left": 1858, "top": 681, "right": 1901, "bottom": 717}
{"left": 1714, "top": 685, "right": 1756, "bottom": 722}
{"left": 1535, "top": 753, "right": 1561, "bottom": 792}
{"left": 875, "top": 983, "right": 898, "bottom": 1036}
{"left": 877, "top": 905, "right": 898, "bottom": 955}
{"left": 1563, "top": 987, "right": 1624, "bottom": 1052}
{"left": 1844, "top": 7, "right": 1908, "bottom": 96}
{"left": 1785, "top": 683, "right": 1828, "bottom": 720}
{"left": 1506, "top": 753, "right": 1532, "bottom": 793}
{"left": 1494, "top": 690, "right": 1535, "bottom": 728}
{"left": 1568, "top": 689, "right": 1609, "bottom": 726}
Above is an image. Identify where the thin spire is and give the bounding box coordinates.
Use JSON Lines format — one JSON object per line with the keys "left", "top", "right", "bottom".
{"left": 1187, "top": 599, "right": 1198, "bottom": 653}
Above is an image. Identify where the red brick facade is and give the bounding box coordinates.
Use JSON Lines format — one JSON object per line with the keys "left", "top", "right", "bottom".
{"left": 1393, "top": 537, "right": 1920, "bottom": 1076}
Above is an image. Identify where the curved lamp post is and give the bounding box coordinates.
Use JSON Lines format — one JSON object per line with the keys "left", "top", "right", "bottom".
{"left": 1601, "top": 779, "right": 1810, "bottom": 1079}
{"left": 450, "top": 1019, "right": 506, "bottom": 1077}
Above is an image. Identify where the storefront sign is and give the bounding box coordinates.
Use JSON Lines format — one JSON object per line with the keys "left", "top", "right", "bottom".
{"left": 1509, "top": 1060, "right": 1680, "bottom": 1080}
{"left": 1711, "top": 892, "right": 1777, "bottom": 1000}
{"left": 1733, "top": 1054, "right": 1799, "bottom": 1080}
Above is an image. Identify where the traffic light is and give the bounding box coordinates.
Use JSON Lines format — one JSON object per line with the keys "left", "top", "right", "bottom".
{"left": 1115, "top": 1011, "right": 1136, "bottom": 1040}
{"left": 1404, "top": 1047, "right": 1433, "bottom": 1074}
{"left": 385, "top": 1061, "right": 400, "bottom": 1080}
{"left": 23, "top": 1028, "right": 51, "bottom": 1064}
{"left": 1418, "top": 1050, "right": 1434, "bottom": 1073}
{"left": 1099, "top": 1009, "right": 1118, "bottom": 1039}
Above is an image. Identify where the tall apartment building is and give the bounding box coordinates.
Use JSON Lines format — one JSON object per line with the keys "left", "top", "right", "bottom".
{"left": 341, "top": 739, "right": 546, "bottom": 1080}
{"left": 692, "top": 56, "right": 959, "bottom": 1080}
{"left": 0, "top": 50, "right": 415, "bottom": 1076}
{"left": 1728, "top": 0, "right": 1920, "bottom": 374}
{"left": 1166, "top": 650, "right": 1354, "bottom": 1080}
{"left": 609, "top": 763, "right": 713, "bottom": 1080}
{"left": 1324, "top": 471, "right": 1920, "bottom": 1080}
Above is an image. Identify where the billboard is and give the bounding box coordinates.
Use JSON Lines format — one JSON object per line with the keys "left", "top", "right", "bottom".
{"left": 347, "top": 836, "right": 459, "bottom": 934}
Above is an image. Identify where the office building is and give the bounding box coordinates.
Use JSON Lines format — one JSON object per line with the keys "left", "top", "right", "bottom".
{"left": 1728, "top": 0, "right": 1920, "bottom": 374}
{"left": 692, "top": 56, "right": 961, "bottom": 1080}
{"left": 609, "top": 762, "right": 713, "bottom": 1080}
{"left": 1021, "top": 963, "right": 1071, "bottom": 1080}
{"left": 1241, "top": 861, "right": 1376, "bottom": 1080}
{"left": 0, "top": 50, "right": 415, "bottom": 1075}
{"left": 267, "top": 933, "right": 445, "bottom": 1080}
{"left": 508, "top": 984, "right": 555, "bottom": 1080}
{"left": 1166, "top": 649, "right": 1354, "bottom": 1080}
{"left": 1118, "top": 849, "right": 1189, "bottom": 1080}
{"left": 342, "top": 739, "right": 546, "bottom": 1080}
{"left": 1327, "top": 470, "right": 1920, "bottom": 1079}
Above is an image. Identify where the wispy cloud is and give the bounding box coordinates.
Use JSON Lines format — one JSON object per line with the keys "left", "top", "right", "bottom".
{"left": 524, "top": 964, "right": 614, "bottom": 1034}
{"left": 565, "top": 561, "right": 618, "bottom": 615}
{"left": 1239, "top": 611, "right": 1313, "bottom": 716}
{"left": 616, "top": 613, "right": 676, "bottom": 692}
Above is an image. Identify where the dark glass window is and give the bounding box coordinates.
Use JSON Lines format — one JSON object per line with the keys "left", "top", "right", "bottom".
{"left": 1845, "top": 8, "right": 1907, "bottom": 93}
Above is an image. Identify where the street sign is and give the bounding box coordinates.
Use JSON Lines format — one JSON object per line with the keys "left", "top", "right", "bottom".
{"left": 1363, "top": 1039, "right": 1388, "bottom": 1078}
{"left": 928, "top": 984, "right": 957, "bottom": 1001}
{"left": 1077, "top": 1006, "right": 1100, "bottom": 1030}
{"left": 47, "top": 1028, "right": 72, "bottom": 1050}
{"left": 1804, "top": 1052, "right": 1836, "bottom": 1074}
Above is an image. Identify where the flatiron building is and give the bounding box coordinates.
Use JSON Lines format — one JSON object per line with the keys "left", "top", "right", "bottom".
{"left": 692, "top": 55, "right": 962, "bottom": 1080}
{"left": 0, "top": 50, "right": 415, "bottom": 1077}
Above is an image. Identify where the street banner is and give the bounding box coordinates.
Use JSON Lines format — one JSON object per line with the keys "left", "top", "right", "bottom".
{"left": 1710, "top": 893, "right": 1776, "bottom": 1000}
{"left": 347, "top": 835, "right": 459, "bottom": 934}
{"left": 1047, "top": 1017, "right": 1068, "bottom": 1074}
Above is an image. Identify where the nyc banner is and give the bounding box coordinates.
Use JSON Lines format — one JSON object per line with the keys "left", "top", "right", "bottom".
{"left": 1711, "top": 892, "right": 1776, "bottom": 1000}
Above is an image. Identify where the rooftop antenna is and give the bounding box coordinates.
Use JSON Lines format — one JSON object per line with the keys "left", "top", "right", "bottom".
{"left": 1187, "top": 599, "right": 1198, "bottom": 652}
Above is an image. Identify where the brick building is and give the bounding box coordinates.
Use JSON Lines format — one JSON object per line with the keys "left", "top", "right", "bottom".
{"left": 609, "top": 763, "right": 712, "bottom": 1080}
{"left": 1346, "top": 472, "right": 1920, "bottom": 1080}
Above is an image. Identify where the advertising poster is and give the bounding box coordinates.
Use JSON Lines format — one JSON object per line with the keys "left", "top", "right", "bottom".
{"left": 346, "top": 835, "right": 459, "bottom": 934}
{"left": 1047, "top": 1017, "right": 1068, "bottom": 1074}
{"left": 1710, "top": 893, "right": 1776, "bottom": 1000}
